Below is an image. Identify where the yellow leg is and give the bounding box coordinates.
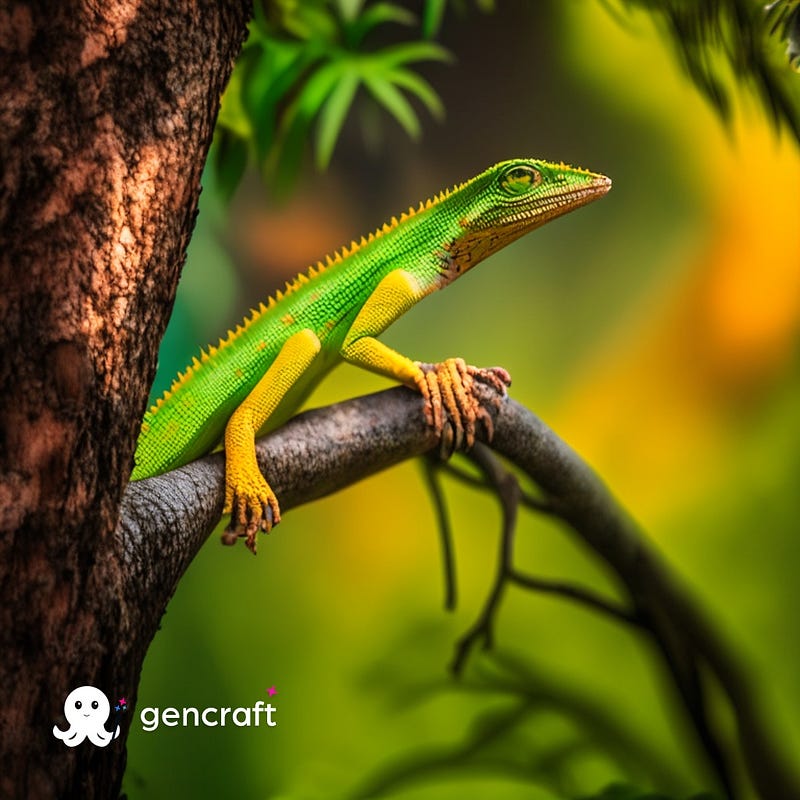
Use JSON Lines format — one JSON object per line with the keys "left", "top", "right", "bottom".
{"left": 340, "top": 269, "right": 429, "bottom": 386}
{"left": 341, "top": 270, "right": 511, "bottom": 454}
{"left": 223, "top": 328, "right": 321, "bottom": 553}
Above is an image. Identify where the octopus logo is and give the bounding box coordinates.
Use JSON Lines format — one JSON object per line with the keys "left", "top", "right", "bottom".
{"left": 53, "top": 686, "right": 123, "bottom": 748}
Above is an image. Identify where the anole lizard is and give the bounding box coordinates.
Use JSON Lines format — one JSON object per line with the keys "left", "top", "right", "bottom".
{"left": 131, "top": 159, "right": 611, "bottom": 553}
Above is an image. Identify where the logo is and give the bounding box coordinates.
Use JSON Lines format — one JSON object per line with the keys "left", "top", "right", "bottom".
{"left": 138, "top": 686, "right": 278, "bottom": 732}
{"left": 53, "top": 686, "right": 125, "bottom": 748}
{"left": 53, "top": 684, "right": 278, "bottom": 745}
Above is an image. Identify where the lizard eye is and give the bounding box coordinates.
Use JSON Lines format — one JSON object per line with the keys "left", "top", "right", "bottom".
{"left": 499, "top": 165, "right": 541, "bottom": 196}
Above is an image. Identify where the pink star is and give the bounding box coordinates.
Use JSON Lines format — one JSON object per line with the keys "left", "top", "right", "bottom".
{"left": 118, "top": 697, "right": 127, "bottom": 706}
{"left": 267, "top": 686, "right": 277, "bottom": 697}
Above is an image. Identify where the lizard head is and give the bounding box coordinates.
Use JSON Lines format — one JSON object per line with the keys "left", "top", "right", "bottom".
{"left": 443, "top": 158, "right": 611, "bottom": 274}
{"left": 461, "top": 158, "right": 611, "bottom": 232}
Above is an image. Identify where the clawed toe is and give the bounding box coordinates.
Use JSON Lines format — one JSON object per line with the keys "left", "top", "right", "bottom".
{"left": 416, "top": 359, "right": 510, "bottom": 457}
{"left": 222, "top": 485, "right": 281, "bottom": 555}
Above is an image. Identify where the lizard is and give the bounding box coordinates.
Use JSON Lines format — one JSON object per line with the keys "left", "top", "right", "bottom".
{"left": 131, "top": 158, "right": 611, "bottom": 553}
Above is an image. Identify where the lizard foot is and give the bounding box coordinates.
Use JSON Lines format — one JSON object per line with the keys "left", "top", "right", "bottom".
{"left": 415, "top": 358, "right": 511, "bottom": 457}
{"left": 222, "top": 475, "right": 281, "bottom": 555}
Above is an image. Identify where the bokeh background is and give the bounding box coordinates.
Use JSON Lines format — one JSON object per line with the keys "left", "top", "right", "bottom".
{"left": 123, "top": 2, "right": 800, "bottom": 798}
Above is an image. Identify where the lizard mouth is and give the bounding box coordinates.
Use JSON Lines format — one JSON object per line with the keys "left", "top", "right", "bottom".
{"left": 498, "top": 177, "right": 612, "bottom": 229}
{"left": 466, "top": 175, "right": 611, "bottom": 232}
{"left": 445, "top": 174, "right": 611, "bottom": 278}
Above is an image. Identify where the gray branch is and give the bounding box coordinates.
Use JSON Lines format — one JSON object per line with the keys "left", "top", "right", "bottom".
{"left": 116, "top": 385, "right": 799, "bottom": 799}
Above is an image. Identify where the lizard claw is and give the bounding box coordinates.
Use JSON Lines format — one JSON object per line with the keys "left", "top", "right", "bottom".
{"left": 222, "top": 478, "right": 281, "bottom": 555}
{"left": 415, "top": 359, "right": 511, "bottom": 457}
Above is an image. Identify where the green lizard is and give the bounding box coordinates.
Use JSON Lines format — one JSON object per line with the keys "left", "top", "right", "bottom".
{"left": 131, "top": 158, "right": 611, "bottom": 553}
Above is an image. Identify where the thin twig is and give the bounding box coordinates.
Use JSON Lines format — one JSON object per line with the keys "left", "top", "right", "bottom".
{"left": 420, "top": 457, "right": 457, "bottom": 611}
{"left": 518, "top": 491, "right": 557, "bottom": 515}
{"left": 451, "top": 445, "right": 521, "bottom": 675}
{"left": 468, "top": 412, "right": 737, "bottom": 794}
{"left": 641, "top": 606, "right": 738, "bottom": 799}
{"left": 507, "top": 570, "right": 642, "bottom": 628}
{"left": 437, "top": 460, "right": 489, "bottom": 489}
{"left": 438, "top": 460, "right": 555, "bottom": 513}
{"left": 490, "top": 393, "right": 800, "bottom": 799}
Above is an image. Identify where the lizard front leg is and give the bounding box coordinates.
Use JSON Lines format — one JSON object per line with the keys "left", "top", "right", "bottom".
{"left": 416, "top": 359, "right": 511, "bottom": 454}
{"left": 340, "top": 269, "right": 510, "bottom": 453}
{"left": 223, "top": 328, "right": 322, "bottom": 554}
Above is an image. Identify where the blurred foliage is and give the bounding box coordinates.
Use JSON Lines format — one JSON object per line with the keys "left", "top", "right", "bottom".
{"left": 610, "top": 0, "right": 800, "bottom": 136}
{"left": 214, "top": 0, "right": 461, "bottom": 199}
{"left": 420, "top": 0, "right": 495, "bottom": 39}
{"left": 578, "top": 784, "right": 719, "bottom": 800}
{"left": 213, "top": 0, "right": 800, "bottom": 203}
{"left": 350, "top": 651, "right": 707, "bottom": 799}
{"left": 765, "top": 0, "right": 800, "bottom": 67}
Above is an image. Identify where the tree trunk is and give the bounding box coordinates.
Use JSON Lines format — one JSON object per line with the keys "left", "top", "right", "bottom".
{"left": 0, "top": 2, "right": 250, "bottom": 797}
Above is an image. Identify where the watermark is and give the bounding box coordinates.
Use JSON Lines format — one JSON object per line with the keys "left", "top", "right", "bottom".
{"left": 53, "top": 685, "right": 278, "bottom": 746}
{"left": 139, "top": 699, "right": 276, "bottom": 732}
{"left": 53, "top": 686, "right": 124, "bottom": 748}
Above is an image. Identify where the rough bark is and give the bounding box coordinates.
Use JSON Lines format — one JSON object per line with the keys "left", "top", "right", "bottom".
{"left": 0, "top": 2, "right": 250, "bottom": 797}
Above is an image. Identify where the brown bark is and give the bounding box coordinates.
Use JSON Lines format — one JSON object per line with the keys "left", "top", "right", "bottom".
{"left": 0, "top": 2, "right": 250, "bottom": 797}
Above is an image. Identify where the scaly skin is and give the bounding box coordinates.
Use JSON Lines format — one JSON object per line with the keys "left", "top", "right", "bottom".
{"left": 131, "top": 159, "right": 611, "bottom": 552}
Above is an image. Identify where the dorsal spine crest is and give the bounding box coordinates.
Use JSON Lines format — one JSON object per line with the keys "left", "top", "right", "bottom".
{"left": 146, "top": 178, "right": 466, "bottom": 416}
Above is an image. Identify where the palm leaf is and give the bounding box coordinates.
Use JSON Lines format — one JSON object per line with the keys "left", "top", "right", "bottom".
{"left": 363, "top": 73, "right": 422, "bottom": 138}
{"left": 315, "top": 67, "right": 361, "bottom": 167}
{"left": 383, "top": 67, "right": 445, "bottom": 120}
{"left": 347, "top": 3, "right": 417, "bottom": 47}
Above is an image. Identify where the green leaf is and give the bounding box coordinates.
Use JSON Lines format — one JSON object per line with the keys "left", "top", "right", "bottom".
{"left": 315, "top": 68, "right": 360, "bottom": 168}
{"left": 578, "top": 785, "right": 667, "bottom": 800}
{"left": 384, "top": 67, "right": 445, "bottom": 120}
{"left": 269, "top": 60, "right": 344, "bottom": 196}
{"left": 217, "top": 45, "right": 259, "bottom": 139}
{"left": 213, "top": 0, "right": 458, "bottom": 202}
{"left": 422, "top": 0, "right": 447, "bottom": 38}
{"left": 375, "top": 40, "right": 453, "bottom": 68}
{"left": 244, "top": 41, "right": 326, "bottom": 164}
{"left": 238, "top": 43, "right": 279, "bottom": 150}
{"left": 249, "top": 2, "right": 271, "bottom": 40}
{"left": 289, "top": 60, "right": 346, "bottom": 130}
{"left": 213, "top": 130, "right": 248, "bottom": 204}
{"left": 577, "top": 783, "right": 721, "bottom": 800}
{"left": 283, "top": 2, "right": 339, "bottom": 42}
{"left": 363, "top": 74, "right": 421, "bottom": 139}
{"left": 347, "top": 3, "right": 416, "bottom": 47}
{"left": 335, "top": 0, "right": 365, "bottom": 23}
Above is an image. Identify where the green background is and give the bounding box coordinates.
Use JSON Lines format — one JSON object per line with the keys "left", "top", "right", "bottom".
{"left": 123, "top": 3, "right": 800, "bottom": 798}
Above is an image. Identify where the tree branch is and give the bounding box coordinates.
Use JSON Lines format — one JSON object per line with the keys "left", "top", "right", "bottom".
{"left": 449, "top": 443, "right": 521, "bottom": 675}
{"left": 119, "top": 385, "right": 800, "bottom": 799}
{"left": 420, "top": 457, "right": 458, "bottom": 611}
{"left": 490, "top": 394, "right": 800, "bottom": 800}
{"left": 507, "top": 570, "right": 641, "bottom": 627}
